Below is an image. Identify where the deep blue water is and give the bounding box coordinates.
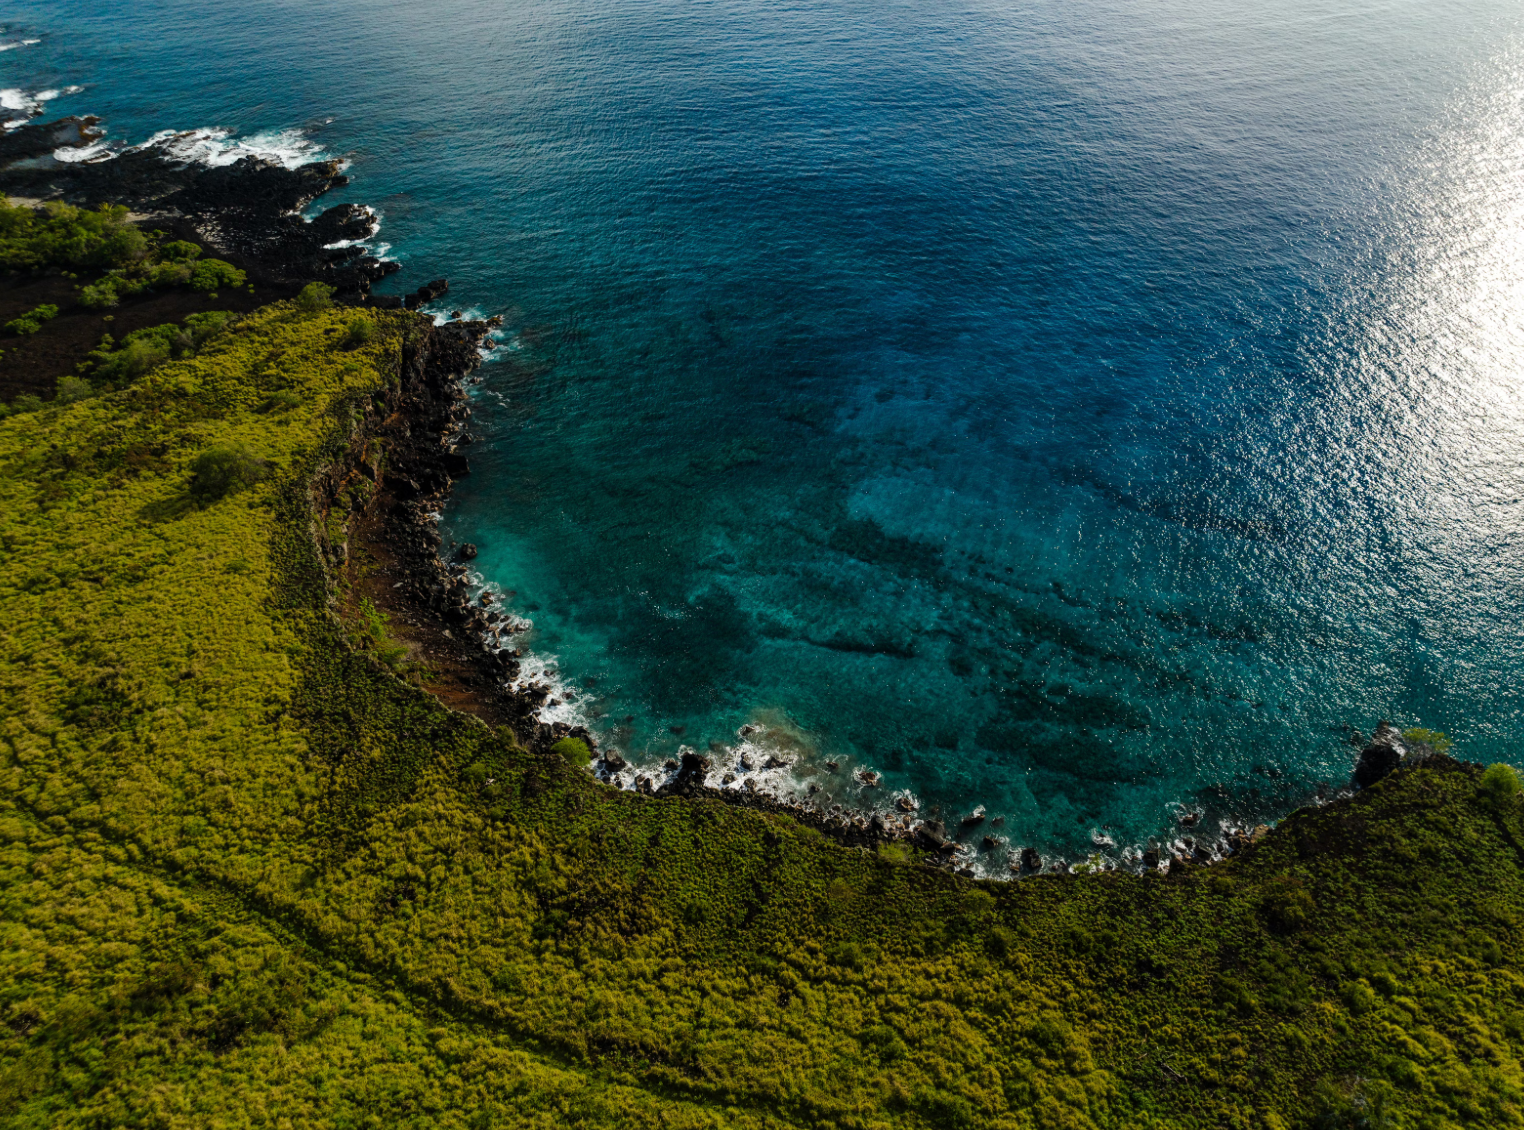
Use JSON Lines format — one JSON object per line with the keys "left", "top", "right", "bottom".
{"left": 7, "top": 0, "right": 1524, "bottom": 863}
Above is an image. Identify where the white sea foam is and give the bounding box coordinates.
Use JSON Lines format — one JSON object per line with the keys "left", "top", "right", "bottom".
{"left": 0, "top": 82, "right": 85, "bottom": 131}
{"left": 125, "top": 126, "right": 328, "bottom": 169}
{"left": 1, "top": 86, "right": 42, "bottom": 130}
{"left": 319, "top": 206, "right": 397, "bottom": 266}
{"left": 0, "top": 88, "right": 37, "bottom": 112}
{"left": 321, "top": 204, "right": 381, "bottom": 249}
{"left": 0, "top": 39, "right": 41, "bottom": 52}
{"left": 52, "top": 141, "right": 117, "bottom": 163}
{"left": 425, "top": 303, "right": 512, "bottom": 361}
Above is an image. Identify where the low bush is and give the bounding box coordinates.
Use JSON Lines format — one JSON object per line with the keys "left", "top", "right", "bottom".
{"left": 78, "top": 272, "right": 147, "bottom": 309}
{"left": 0, "top": 392, "right": 44, "bottom": 417}
{"left": 1262, "top": 879, "right": 1316, "bottom": 932}
{"left": 81, "top": 312, "right": 237, "bottom": 388}
{"left": 340, "top": 317, "right": 376, "bottom": 349}
{"left": 1404, "top": 727, "right": 1453, "bottom": 753}
{"left": 55, "top": 375, "right": 94, "bottom": 403}
{"left": 190, "top": 258, "right": 246, "bottom": 293}
{"left": 258, "top": 389, "right": 304, "bottom": 413}
{"left": 158, "top": 239, "right": 203, "bottom": 261}
{"left": 878, "top": 841, "right": 912, "bottom": 864}
{"left": 4, "top": 302, "right": 58, "bottom": 335}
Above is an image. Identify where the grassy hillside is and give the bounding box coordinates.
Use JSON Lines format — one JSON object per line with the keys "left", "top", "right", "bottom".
{"left": 0, "top": 294, "right": 1522, "bottom": 1128}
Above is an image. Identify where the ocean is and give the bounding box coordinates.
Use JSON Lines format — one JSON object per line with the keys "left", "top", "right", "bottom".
{"left": 6, "top": 0, "right": 1524, "bottom": 863}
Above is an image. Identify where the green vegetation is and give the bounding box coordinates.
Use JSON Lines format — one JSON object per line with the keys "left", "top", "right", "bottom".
{"left": 354, "top": 597, "right": 413, "bottom": 674}
{"left": 0, "top": 200, "right": 147, "bottom": 271}
{"left": 296, "top": 280, "right": 336, "bottom": 311}
{"left": 190, "top": 257, "right": 246, "bottom": 294}
{"left": 3, "top": 304, "right": 57, "bottom": 336}
{"left": 0, "top": 197, "right": 244, "bottom": 311}
{"left": 552, "top": 736, "right": 593, "bottom": 766}
{"left": 0, "top": 290, "right": 1522, "bottom": 1128}
{"left": 187, "top": 443, "right": 270, "bottom": 504}
{"left": 878, "top": 841, "right": 913, "bottom": 865}
{"left": 78, "top": 255, "right": 245, "bottom": 309}
{"left": 1480, "top": 763, "right": 1521, "bottom": 812}
{"left": 79, "top": 311, "right": 239, "bottom": 389}
{"left": 1405, "top": 729, "right": 1455, "bottom": 754}
{"left": 341, "top": 316, "right": 377, "bottom": 349}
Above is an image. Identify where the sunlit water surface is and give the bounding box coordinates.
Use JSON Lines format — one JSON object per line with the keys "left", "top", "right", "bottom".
{"left": 6, "top": 0, "right": 1524, "bottom": 863}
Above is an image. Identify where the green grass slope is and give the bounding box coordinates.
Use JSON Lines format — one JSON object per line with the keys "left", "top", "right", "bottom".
{"left": 0, "top": 297, "right": 1522, "bottom": 1129}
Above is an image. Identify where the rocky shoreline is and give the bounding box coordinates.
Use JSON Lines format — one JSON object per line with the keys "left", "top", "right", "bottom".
{"left": 1, "top": 108, "right": 1435, "bottom": 882}
{"left": 334, "top": 317, "right": 964, "bottom": 858}
{"left": 0, "top": 113, "right": 405, "bottom": 299}
{"left": 348, "top": 363, "right": 1449, "bottom": 880}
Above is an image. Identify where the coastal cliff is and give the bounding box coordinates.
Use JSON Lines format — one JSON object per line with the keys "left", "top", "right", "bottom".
{"left": 0, "top": 139, "right": 1521, "bottom": 1129}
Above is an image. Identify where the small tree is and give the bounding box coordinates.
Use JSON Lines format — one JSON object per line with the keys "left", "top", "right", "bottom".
{"left": 1480, "top": 763, "right": 1521, "bottom": 811}
{"left": 295, "top": 282, "right": 335, "bottom": 312}
{"left": 55, "top": 376, "right": 94, "bottom": 403}
{"left": 189, "top": 444, "right": 269, "bottom": 505}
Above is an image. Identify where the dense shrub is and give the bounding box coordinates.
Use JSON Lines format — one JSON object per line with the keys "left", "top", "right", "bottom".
{"left": 80, "top": 312, "right": 237, "bottom": 388}
{"left": 159, "top": 239, "right": 203, "bottom": 261}
{"left": 78, "top": 272, "right": 147, "bottom": 309}
{"left": 258, "top": 389, "right": 304, "bottom": 413}
{"left": 0, "top": 198, "right": 147, "bottom": 271}
{"left": 54, "top": 375, "right": 94, "bottom": 403}
{"left": 190, "top": 258, "right": 246, "bottom": 293}
{"left": 1262, "top": 879, "right": 1316, "bottom": 932}
{"left": 878, "top": 841, "right": 912, "bottom": 864}
{"left": 188, "top": 443, "right": 269, "bottom": 504}
{"left": 340, "top": 317, "right": 376, "bottom": 349}
{"left": 147, "top": 259, "right": 195, "bottom": 287}
{"left": 1480, "top": 763, "right": 1521, "bottom": 810}
{"left": 1403, "top": 727, "right": 1453, "bottom": 753}
{"left": 0, "top": 391, "right": 44, "bottom": 417}
{"left": 551, "top": 737, "right": 591, "bottom": 766}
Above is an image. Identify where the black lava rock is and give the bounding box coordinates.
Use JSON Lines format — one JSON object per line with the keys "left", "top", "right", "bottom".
{"left": 1354, "top": 741, "right": 1403, "bottom": 788}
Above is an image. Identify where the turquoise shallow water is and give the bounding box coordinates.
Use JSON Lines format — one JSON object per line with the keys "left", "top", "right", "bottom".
{"left": 6, "top": 0, "right": 1524, "bottom": 859}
